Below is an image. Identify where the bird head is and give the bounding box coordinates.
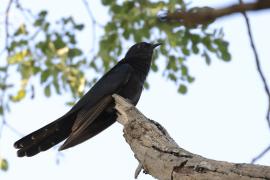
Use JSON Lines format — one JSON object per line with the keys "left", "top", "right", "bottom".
{"left": 125, "top": 42, "right": 162, "bottom": 59}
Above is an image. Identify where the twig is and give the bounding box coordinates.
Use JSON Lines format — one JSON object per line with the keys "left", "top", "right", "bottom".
{"left": 5, "top": 0, "right": 14, "bottom": 51}
{"left": 0, "top": 0, "right": 14, "bottom": 139}
{"left": 81, "top": 0, "right": 103, "bottom": 27}
{"left": 2, "top": 0, "right": 13, "bottom": 100}
{"left": 81, "top": 0, "right": 103, "bottom": 54}
{"left": 3, "top": 120, "right": 23, "bottom": 136}
{"left": 15, "top": 0, "right": 36, "bottom": 26}
{"left": 251, "top": 144, "right": 270, "bottom": 164}
{"left": 238, "top": 0, "right": 270, "bottom": 163}
{"left": 0, "top": 118, "right": 23, "bottom": 139}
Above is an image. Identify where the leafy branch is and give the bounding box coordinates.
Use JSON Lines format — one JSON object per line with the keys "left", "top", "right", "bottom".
{"left": 164, "top": 0, "right": 270, "bottom": 26}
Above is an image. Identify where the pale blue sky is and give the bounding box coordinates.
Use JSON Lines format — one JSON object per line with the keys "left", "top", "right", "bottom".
{"left": 1, "top": 0, "right": 270, "bottom": 179}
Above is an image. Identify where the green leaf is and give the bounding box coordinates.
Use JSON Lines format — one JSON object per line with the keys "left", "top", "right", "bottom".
{"left": 202, "top": 51, "right": 211, "bottom": 65}
{"left": 144, "top": 81, "right": 149, "bottom": 89}
{"left": 168, "top": 56, "right": 177, "bottom": 71}
{"left": 74, "top": 24, "right": 84, "bottom": 30}
{"left": 221, "top": 52, "right": 231, "bottom": 61}
{"left": 65, "top": 101, "right": 75, "bottom": 106}
{"left": 33, "top": 66, "right": 41, "bottom": 75}
{"left": 190, "top": 34, "right": 200, "bottom": 43}
{"left": 66, "top": 32, "right": 76, "bottom": 44}
{"left": 14, "top": 24, "right": 28, "bottom": 36}
{"left": 8, "top": 50, "right": 29, "bottom": 64}
{"left": 178, "top": 84, "right": 187, "bottom": 94}
{"left": 168, "top": 73, "right": 177, "bottom": 82}
{"left": 0, "top": 106, "right": 3, "bottom": 115}
{"left": 181, "top": 65, "right": 188, "bottom": 76}
{"left": 151, "top": 63, "right": 158, "bottom": 72}
{"left": 187, "top": 76, "right": 195, "bottom": 83}
{"left": 0, "top": 159, "right": 8, "bottom": 171}
{"left": 41, "top": 70, "right": 50, "bottom": 83}
{"left": 105, "top": 22, "right": 117, "bottom": 32}
{"left": 34, "top": 19, "right": 43, "bottom": 27}
{"left": 43, "top": 22, "right": 50, "bottom": 31}
{"left": 192, "top": 44, "right": 199, "bottom": 54}
{"left": 102, "top": 0, "right": 113, "bottom": 5}
{"left": 123, "top": 30, "right": 130, "bottom": 39}
{"left": 0, "top": 66, "right": 7, "bottom": 72}
{"left": 53, "top": 76, "right": 61, "bottom": 95}
{"left": 44, "top": 85, "right": 51, "bottom": 97}
{"left": 10, "top": 89, "right": 26, "bottom": 102}
{"left": 182, "top": 47, "right": 190, "bottom": 56}
{"left": 34, "top": 11, "right": 48, "bottom": 27}
{"left": 68, "top": 48, "right": 82, "bottom": 58}
{"left": 54, "top": 35, "right": 66, "bottom": 49}
{"left": 39, "top": 10, "right": 48, "bottom": 18}
{"left": 202, "top": 36, "right": 215, "bottom": 52}
{"left": 111, "top": 4, "right": 121, "bottom": 13}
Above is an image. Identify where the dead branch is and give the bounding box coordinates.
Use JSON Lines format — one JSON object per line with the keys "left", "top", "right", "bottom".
{"left": 113, "top": 94, "right": 270, "bottom": 180}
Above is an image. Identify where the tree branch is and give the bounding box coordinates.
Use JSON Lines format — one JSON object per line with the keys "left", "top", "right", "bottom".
{"left": 163, "top": 1, "right": 270, "bottom": 26}
{"left": 0, "top": 0, "right": 14, "bottom": 139}
{"left": 81, "top": 0, "right": 103, "bottom": 55}
{"left": 251, "top": 144, "right": 270, "bottom": 164}
{"left": 113, "top": 94, "right": 270, "bottom": 180}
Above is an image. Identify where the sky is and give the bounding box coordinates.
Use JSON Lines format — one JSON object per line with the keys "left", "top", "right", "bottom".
{"left": 1, "top": 0, "right": 270, "bottom": 179}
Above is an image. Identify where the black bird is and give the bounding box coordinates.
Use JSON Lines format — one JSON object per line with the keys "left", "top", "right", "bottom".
{"left": 14, "top": 42, "right": 161, "bottom": 157}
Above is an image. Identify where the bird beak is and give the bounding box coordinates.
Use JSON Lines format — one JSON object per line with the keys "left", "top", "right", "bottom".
{"left": 152, "top": 42, "right": 163, "bottom": 49}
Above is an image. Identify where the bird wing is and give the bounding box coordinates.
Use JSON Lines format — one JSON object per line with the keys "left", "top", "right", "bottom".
{"left": 71, "top": 96, "right": 113, "bottom": 133}
{"left": 59, "top": 96, "right": 113, "bottom": 150}
{"left": 64, "top": 62, "right": 132, "bottom": 117}
{"left": 59, "top": 62, "right": 133, "bottom": 150}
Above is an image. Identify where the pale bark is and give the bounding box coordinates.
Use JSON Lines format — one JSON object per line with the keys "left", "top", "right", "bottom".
{"left": 112, "top": 94, "right": 270, "bottom": 180}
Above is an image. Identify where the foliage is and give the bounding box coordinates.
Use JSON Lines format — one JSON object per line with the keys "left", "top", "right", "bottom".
{"left": 2, "top": 0, "right": 230, "bottom": 106}
{"left": 1, "top": 8, "right": 88, "bottom": 119}
{"left": 0, "top": 1, "right": 231, "bottom": 170}
{"left": 7, "top": 11, "right": 86, "bottom": 100}
{"left": 98, "top": 0, "right": 230, "bottom": 93}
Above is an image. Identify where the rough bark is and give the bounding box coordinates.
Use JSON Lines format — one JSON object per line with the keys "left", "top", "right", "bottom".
{"left": 112, "top": 94, "right": 270, "bottom": 180}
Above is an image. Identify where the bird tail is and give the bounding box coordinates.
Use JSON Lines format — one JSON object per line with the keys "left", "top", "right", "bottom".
{"left": 14, "top": 113, "right": 76, "bottom": 157}
{"left": 59, "top": 112, "right": 116, "bottom": 150}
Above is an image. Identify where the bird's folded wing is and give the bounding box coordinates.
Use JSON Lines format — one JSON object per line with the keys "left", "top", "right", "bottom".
{"left": 73, "top": 95, "right": 113, "bottom": 133}
{"left": 59, "top": 63, "right": 134, "bottom": 150}
{"left": 59, "top": 96, "right": 113, "bottom": 150}
{"left": 61, "top": 63, "right": 133, "bottom": 117}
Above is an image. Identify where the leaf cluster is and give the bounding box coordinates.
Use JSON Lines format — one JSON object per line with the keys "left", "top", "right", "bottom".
{"left": 98, "top": 0, "right": 231, "bottom": 94}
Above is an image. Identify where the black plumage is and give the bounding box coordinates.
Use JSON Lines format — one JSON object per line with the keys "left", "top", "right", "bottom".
{"left": 14, "top": 42, "right": 161, "bottom": 157}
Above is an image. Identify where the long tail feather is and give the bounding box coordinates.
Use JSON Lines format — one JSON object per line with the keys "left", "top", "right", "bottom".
{"left": 14, "top": 113, "right": 76, "bottom": 157}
